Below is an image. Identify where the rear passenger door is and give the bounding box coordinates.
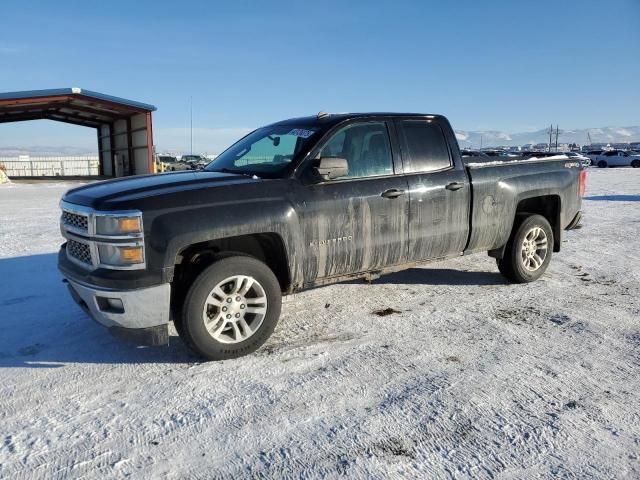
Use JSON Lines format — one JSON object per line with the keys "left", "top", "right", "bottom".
{"left": 395, "top": 118, "right": 470, "bottom": 261}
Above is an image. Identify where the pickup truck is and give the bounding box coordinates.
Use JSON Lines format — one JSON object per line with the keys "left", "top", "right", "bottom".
{"left": 58, "top": 112, "right": 585, "bottom": 360}
{"left": 181, "top": 154, "right": 210, "bottom": 170}
{"left": 155, "top": 154, "right": 189, "bottom": 172}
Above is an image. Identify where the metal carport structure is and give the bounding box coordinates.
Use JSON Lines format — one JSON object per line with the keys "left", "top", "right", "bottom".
{"left": 0, "top": 88, "right": 156, "bottom": 177}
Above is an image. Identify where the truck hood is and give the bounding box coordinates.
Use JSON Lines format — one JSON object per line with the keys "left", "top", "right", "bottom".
{"left": 63, "top": 171, "right": 264, "bottom": 210}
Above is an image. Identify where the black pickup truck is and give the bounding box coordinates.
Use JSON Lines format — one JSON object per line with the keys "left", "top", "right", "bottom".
{"left": 58, "top": 113, "right": 585, "bottom": 360}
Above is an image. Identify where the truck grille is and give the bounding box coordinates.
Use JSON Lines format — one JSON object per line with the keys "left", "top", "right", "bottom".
{"left": 62, "top": 210, "right": 89, "bottom": 232}
{"left": 67, "top": 239, "right": 92, "bottom": 265}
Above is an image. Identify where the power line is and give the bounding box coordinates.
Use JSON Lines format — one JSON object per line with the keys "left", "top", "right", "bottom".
{"left": 190, "top": 96, "right": 193, "bottom": 155}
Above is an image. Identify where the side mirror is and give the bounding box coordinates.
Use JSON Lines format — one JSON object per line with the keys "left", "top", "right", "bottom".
{"left": 314, "top": 157, "right": 348, "bottom": 181}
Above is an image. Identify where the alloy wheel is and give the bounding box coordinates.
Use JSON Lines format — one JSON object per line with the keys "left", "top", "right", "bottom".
{"left": 201, "top": 275, "right": 268, "bottom": 344}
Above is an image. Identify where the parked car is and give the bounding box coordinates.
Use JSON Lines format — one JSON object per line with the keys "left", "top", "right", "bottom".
{"left": 565, "top": 151, "right": 591, "bottom": 167}
{"left": 58, "top": 112, "right": 585, "bottom": 360}
{"left": 181, "top": 155, "right": 210, "bottom": 170}
{"left": 592, "top": 150, "right": 640, "bottom": 168}
{"left": 156, "top": 155, "right": 189, "bottom": 172}
{"left": 481, "top": 150, "right": 518, "bottom": 158}
{"left": 584, "top": 150, "right": 603, "bottom": 163}
{"left": 519, "top": 151, "right": 566, "bottom": 159}
{"left": 460, "top": 149, "right": 490, "bottom": 159}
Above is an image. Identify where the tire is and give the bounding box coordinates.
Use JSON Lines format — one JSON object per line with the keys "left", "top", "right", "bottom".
{"left": 497, "top": 214, "right": 554, "bottom": 283}
{"left": 180, "top": 256, "right": 282, "bottom": 360}
{"left": 597, "top": 160, "right": 607, "bottom": 168}
{"left": 632, "top": 160, "right": 640, "bottom": 168}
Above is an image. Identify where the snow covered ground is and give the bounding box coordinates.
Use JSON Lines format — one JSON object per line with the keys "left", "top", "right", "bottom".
{"left": 1, "top": 171, "right": 639, "bottom": 479}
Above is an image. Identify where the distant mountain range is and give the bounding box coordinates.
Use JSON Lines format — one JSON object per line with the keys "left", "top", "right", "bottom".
{"left": 455, "top": 126, "right": 640, "bottom": 148}
{"left": 0, "top": 145, "right": 96, "bottom": 157}
{"left": 2, "top": 126, "right": 639, "bottom": 156}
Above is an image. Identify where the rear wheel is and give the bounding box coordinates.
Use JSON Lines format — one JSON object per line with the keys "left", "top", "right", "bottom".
{"left": 180, "top": 256, "right": 281, "bottom": 360}
{"left": 497, "top": 214, "right": 554, "bottom": 283}
{"left": 631, "top": 159, "right": 640, "bottom": 168}
{"left": 597, "top": 160, "right": 607, "bottom": 168}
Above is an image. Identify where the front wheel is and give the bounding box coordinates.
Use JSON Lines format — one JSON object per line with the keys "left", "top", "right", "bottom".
{"left": 497, "top": 214, "right": 554, "bottom": 283}
{"left": 597, "top": 160, "right": 607, "bottom": 168}
{"left": 631, "top": 159, "right": 640, "bottom": 168}
{"left": 180, "top": 256, "right": 282, "bottom": 360}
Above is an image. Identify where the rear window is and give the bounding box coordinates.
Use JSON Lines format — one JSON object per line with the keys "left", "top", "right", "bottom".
{"left": 400, "top": 120, "right": 451, "bottom": 173}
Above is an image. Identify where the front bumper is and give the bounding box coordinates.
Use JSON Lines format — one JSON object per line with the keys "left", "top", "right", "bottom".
{"left": 63, "top": 276, "right": 171, "bottom": 346}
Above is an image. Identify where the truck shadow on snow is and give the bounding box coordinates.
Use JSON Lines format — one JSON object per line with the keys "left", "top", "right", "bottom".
{"left": 0, "top": 254, "right": 504, "bottom": 368}
{"left": 0, "top": 253, "right": 197, "bottom": 368}
{"left": 344, "top": 267, "right": 508, "bottom": 286}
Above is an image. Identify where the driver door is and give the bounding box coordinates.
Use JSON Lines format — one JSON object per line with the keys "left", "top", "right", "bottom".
{"left": 295, "top": 120, "right": 409, "bottom": 283}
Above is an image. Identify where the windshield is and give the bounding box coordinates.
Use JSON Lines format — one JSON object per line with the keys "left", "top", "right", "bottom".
{"left": 206, "top": 125, "right": 319, "bottom": 177}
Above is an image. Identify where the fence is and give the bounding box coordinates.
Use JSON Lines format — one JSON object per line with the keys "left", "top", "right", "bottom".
{"left": 0, "top": 156, "right": 100, "bottom": 177}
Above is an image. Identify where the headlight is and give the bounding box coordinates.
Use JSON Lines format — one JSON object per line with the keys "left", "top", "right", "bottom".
{"left": 97, "top": 244, "right": 144, "bottom": 266}
{"left": 95, "top": 215, "right": 142, "bottom": 236}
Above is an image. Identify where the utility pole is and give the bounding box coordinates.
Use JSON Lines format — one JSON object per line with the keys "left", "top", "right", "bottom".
{"left": 189, "top": 96, "right": 193, "bottom": 155}
{"left": 548, "top": 124, "right": 553, "bottom": 152}
{"left": 480, "top": 135, "right": 483, "bottom": 150}
{"left": 555, "top": 125, "right": 560, "bottom": 151}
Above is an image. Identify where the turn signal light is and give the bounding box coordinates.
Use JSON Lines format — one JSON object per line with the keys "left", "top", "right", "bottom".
{"left": 120, "top": 246, "right": 144, "bottom": 263}
{"left": 96, "top": 214, "right": 143, "bottom": 236}
{"left": 118, "top": 217, "right": 142, "bottom": 233}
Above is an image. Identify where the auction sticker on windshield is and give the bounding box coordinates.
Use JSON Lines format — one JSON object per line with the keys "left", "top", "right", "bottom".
{"left": 288, "top": 128, "right": 315, "bottom": 138}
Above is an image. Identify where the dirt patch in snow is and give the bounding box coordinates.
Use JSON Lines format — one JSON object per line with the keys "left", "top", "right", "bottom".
{"left": 372, "top": 307, "right": 402, "bottom": 316}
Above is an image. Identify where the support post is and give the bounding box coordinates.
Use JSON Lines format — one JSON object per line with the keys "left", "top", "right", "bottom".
{"left": 96, "top": 127, "right": 104, "bottom": 176}
{"left": 126, "top": 117, "right": 134, "bottom": 176}
{"left": 146, "top": 111, "right": 154, "bottom": 174}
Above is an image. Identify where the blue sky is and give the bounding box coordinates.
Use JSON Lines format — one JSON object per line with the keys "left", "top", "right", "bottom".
{"left": 1, "top": 0, "right": 639, "bottom": 154}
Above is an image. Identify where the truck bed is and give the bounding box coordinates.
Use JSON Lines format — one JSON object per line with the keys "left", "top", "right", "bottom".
{"left": 463, "top": 156, "right": 582, "bottom": 255}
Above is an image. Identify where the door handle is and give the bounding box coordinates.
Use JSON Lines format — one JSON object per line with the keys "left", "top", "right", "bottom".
{"left": 381, "top": 189, "right": 405, "bottom": 199}
{"left": 445, "top": 182, "right": 464, "bottom": 191}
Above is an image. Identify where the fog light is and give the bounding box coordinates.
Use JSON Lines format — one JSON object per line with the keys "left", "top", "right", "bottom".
{"left": 96, "top": 296, "right": 124, "bottom": 313}
{"left": 107, "top": 298, "right": 124, "bottom": 311}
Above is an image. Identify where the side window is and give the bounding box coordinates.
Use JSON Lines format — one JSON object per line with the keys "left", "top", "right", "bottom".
{"left": 400, "top": 120, "right": 451, "bottom": 173}
{"left": 318, "top": 122, "right": 393, "bottom": 179}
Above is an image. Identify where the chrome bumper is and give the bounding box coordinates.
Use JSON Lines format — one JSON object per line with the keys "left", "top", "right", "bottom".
{"left": 64, "top": 277, "right": 171, "bottom": 346}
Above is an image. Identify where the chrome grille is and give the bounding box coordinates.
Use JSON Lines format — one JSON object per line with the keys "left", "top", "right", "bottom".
{"left": 62, "top": 210, "right": 89, "bottom": 232}
{"left": 67, "top": 239, "right": 92, "bottom": 265}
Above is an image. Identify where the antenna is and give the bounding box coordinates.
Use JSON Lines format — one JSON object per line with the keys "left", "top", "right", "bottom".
{"left": 190, "top": 96, "right": 193, "bottom": 155}
{"left": 317, "top": 111, "right": 330, "bottom": 119}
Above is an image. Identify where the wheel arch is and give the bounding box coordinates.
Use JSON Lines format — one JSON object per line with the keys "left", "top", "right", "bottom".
{"left": 489, "top": 194, "right": 561, "bottom": 259}
{"left": 169, "top": 232, "right": 292, "bottom": 320}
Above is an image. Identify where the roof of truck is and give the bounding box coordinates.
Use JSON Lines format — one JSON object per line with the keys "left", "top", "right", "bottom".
{"left": 271, "top": 112, "right": 445, "bottom": 127}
